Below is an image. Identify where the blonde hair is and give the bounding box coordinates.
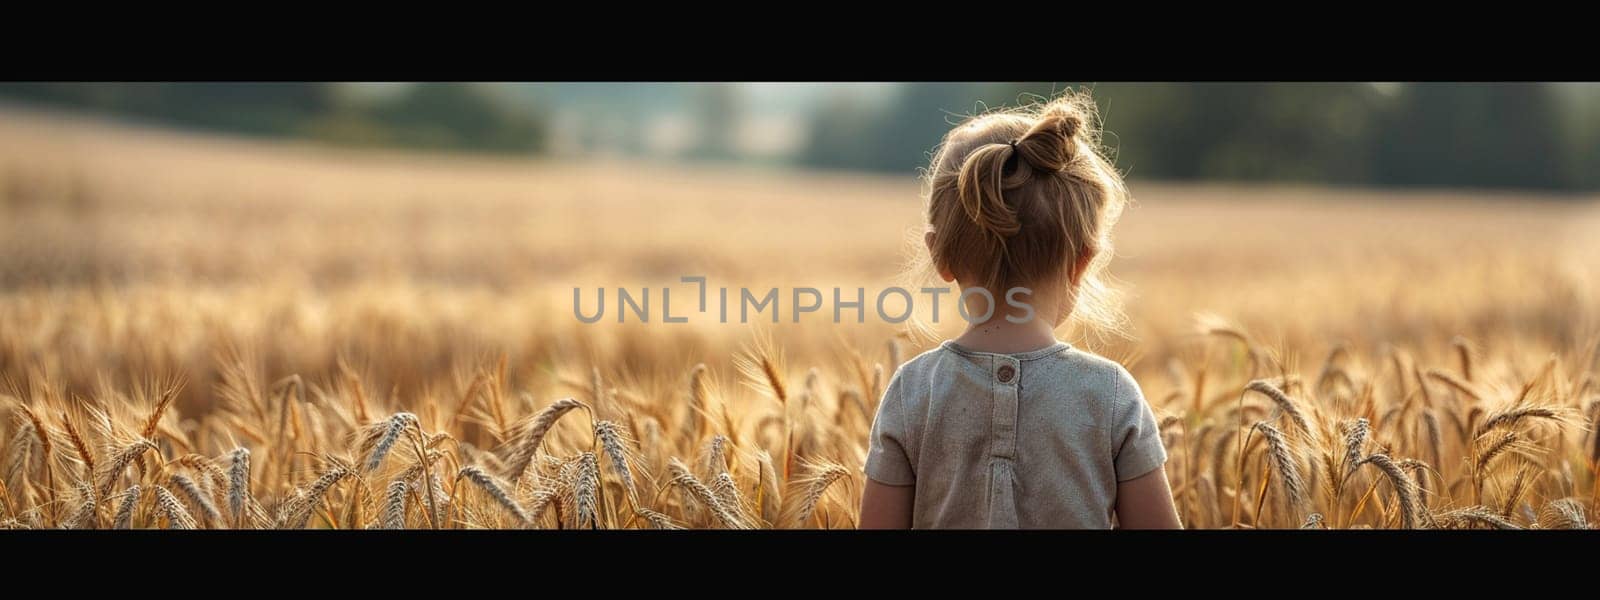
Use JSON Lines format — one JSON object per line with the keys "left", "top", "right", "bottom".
{"left": 919, "top": 91, "right": 1130, "bottom": 335}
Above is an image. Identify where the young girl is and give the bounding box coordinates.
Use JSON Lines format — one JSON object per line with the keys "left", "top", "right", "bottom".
{"left": 858, "top": 93, "right": 1182, "bottom": 529}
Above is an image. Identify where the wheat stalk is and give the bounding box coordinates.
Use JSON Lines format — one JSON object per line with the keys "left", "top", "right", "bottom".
{"left": 137, "top": 381, "right": 182, "bottom": 473}
{"left": 1415, "top": 411, "right": 1441, "bottom": 473}
{"left": 593, "top": 420, "right": 638, "bottom": 507}
{"left": 1475, "top": 431, "right": 1519, "bottom": 473}
{"left": 1476, "top": 405, "right": 1566, "bottom": 437}
{"left": 56, "top": 409, "right": 95, "bottom": 481}
{"left": 153, "top": 485, "right": 197, "bottom": 530}
{"left": 1538, "top": 498, "right": 1589, "bottom": 529}
{"left": 226, "top": 448, "right": 251, "bottom": 528}
{"left": 457, "top": 465, "right": 531, "bottom": 526}
{"left": 702, "top": 434, "right": 730, "bottom": 478}
{"left": 760, "top": 358, "right": 788, "bottom": 406}
{"left": 1450, "top": 336, "right": 1474, "bottom": 382}
{"left": 169, "top": 473, "right": 220, "bottom": 528}
{"left": 754, "top": 449, "right": 781, "bottom": 525}
{"left": 711, "top": 471, "right": 748, "bottom": 523}
{"left": 97, "top": 438, "right": 158, "bottom": 499}
{"left": 666, "top": 458, "right": 744, "bottom": 529}
{"left": 171, "top": 454, "right": 228, "bottom": 497}
{"left": 1432, "top": 505, "right": 1521, "bottom": 529}
{"left": 382, "top": 479, "right": 408, "bottom": 529}
{"left": 1497, "top": 463, "right": 1541, "bottom": 518}
{"left": 635, "top": 507, "right": 684, "bottom": 530}
{"left": 1194, "top": 475, "right": 1219, "bottom": 528}
{"left": 567, "top": 452, "right": 600, "bottom": 529}
{"left": 779, "top": 460, "right": 850, "bottom": 528}
{"left": 1339, "top": 418, "right": 1369, "bottom": 475}
{"left": 1246, "top": 380, "right": 1312, "bottom": 439}
{"left": 503, "top": 397, "right": 584, "bottom": 481}
{"left": 524, "top": 487, "right": 558, "bottom": 526}
{"left": 682, "top": 364, "right": 710, "bottom": 443}
{"left": 276, "top": 465, "right": 350, "bottom": 529}
{"left": 1360, "top": 454, "right": 1421, "bottom": 529}
{"left": 1253, "top": 422, "right": 1306, "bottom": 518}
{"left": 1300, "top": 513, "right": 1324, "bottom": 529}
{"left": 364, "top": 412, "right": 418, "bottom": 472}
{"left": 59, "top": 483, "right": 97, "bottom": 530}
{"left": 8, "top": 406, "right": 57, "bottom": 523}
{"left": 1424, "top": 369, "right": 1483, "bottom": 403}
{"left": 111, "top": 485, "right": 142, "bottom": 529}
{"left": 15, "top": 403, "right": 52, "bottom": 473}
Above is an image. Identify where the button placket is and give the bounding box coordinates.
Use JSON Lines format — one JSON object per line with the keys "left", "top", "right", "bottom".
{"left": 990, "top": 357, "right": 1019, "bottom": 460}
{"left": 987, "top": 356, "right": 1021, "bottom": 527}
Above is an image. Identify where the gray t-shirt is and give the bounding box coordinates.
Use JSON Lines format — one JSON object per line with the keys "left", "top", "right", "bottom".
{"left": 864, "top": 340, "right": 1167, "bottom": 528}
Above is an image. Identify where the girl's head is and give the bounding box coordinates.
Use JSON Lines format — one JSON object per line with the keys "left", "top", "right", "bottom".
{"left": 922, "top": 92, "right": 1129, "bottom": 331}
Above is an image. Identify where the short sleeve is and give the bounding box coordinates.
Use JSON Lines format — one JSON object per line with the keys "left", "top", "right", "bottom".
{"left": 863, "top": 372, "right": 915, "bottom": 486}
{"left": 1112, "top": 366, "right": 1168, "bottom": 482}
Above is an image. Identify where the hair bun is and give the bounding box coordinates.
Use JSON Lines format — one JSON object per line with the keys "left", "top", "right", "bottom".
{"left": 948, "top": 97, "right": 1096, "bottom": 240}
{"left": 1012, "top": 103, "right": 1084, "bottom": 172}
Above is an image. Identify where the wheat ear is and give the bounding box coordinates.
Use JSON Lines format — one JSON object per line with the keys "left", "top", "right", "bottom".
{"left": 153, "top": 485, "right": 197, "bottom": 530}
{"left": 111, "top": 485, "right": 141, "bottom": 529}
{"left": 666, "top": 458, "right": 744, "bottom": 529}
{"left": 382, "top": 479, "right": 408, "bottom": 529}
{"left": 226, "top": 448, "right": 251, "bottom": 528}
{"left": 779, "top": 460, "right": 850, "bottom": 528}
{"left": 458, "top": 465, "right": 531, "bottom": 526}
{"left": 1246, "top": 380, "right": 1313, "bottom": 439}
{"left": 1361, "top": 454, "right": 1421, "bottom": 529}
{"left": 169, "top": 473, "right": 220, "bottom": 528}
{"left": 504, "top": 397, "right": 584, "bottom": 480}
{"left": 97, "top": 438, "right": 158, "bottom": 499}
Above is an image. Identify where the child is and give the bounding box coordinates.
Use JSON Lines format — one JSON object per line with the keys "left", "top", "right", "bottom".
{"left": 858, "top": 93, "right": 1181, "bottom": 529}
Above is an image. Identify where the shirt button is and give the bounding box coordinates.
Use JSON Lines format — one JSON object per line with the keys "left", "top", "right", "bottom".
{"left": 997, "top": 365, "right": 1015, "bottom": 383}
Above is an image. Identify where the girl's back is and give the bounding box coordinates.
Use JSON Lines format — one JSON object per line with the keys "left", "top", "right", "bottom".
{"left": 866, "top": 341, "right": 1165, "bottom": 528}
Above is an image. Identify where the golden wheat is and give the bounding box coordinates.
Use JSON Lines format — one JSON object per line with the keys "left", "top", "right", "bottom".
{"left": 1, "top": 110, "right": 1597, "bottom": 529}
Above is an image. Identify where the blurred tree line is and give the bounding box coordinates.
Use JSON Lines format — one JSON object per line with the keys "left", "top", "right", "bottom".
{"left": 3, "top": 82, "right": 1594, "bottom": 191}
{"left": 801, "top": 83, "right": 1600, "bottom": 192}
{"left": 0, "top": 82, "right": 545, "bottom": 153}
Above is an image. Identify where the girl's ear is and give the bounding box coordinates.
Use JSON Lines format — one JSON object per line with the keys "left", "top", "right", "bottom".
{"left": 1069, "top": 248, "right": 1097, "bottom": 286}
{"left": 925, "top": 230, "right": 956, "bottom": 282}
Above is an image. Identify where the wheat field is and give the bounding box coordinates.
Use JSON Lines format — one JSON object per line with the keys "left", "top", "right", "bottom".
{"left": 2, "top": 108, "right": 1599, "bottom": 529}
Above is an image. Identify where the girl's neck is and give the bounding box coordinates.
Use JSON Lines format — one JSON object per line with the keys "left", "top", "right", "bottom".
{"left": 948, "top": 281, "right": 1069, "bottom": 354}
{"left": 951, "top": 314, "right": 1061, "bottom": 355}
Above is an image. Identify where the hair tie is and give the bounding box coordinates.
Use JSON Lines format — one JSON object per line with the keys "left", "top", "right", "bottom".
{"left": 1007, "top": 139, "right": 1019, "bottom": 152}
